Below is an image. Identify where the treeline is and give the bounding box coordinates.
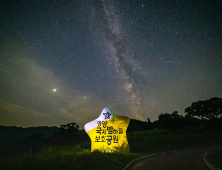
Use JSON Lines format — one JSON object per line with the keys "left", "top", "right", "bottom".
{"left": 1, "top": 97, "right": 221, "bottom": 144}
{"left": 127, "top": 97, "right": 222, "bottom": 132}
{"left": 0, "top": 126, "right": 58, "bottom": 144}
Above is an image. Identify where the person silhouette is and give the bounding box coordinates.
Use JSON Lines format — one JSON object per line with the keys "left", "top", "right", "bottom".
{"left": 84, "top": 107, "right": 130, "bottom": 152}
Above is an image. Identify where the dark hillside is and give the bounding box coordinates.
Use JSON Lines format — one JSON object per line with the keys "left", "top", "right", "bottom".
{"left": 0, "top": 126, "right": 58, "bottom": 144}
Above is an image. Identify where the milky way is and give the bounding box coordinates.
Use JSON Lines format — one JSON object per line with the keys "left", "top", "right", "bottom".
{"left": 90, "top": 2, "right": 144, "bottom": 120}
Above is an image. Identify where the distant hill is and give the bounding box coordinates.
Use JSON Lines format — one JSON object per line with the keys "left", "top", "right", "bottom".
{"left": 0, "top": 126, "right": 58, "bottom": 144}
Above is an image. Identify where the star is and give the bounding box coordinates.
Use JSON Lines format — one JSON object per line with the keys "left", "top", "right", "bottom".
{"left": 103, "top": 112, "right": 111, "bottom": 119}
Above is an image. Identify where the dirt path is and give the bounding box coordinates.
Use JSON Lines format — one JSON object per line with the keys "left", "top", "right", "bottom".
{"left": 130, "top": 148, "right": 210, "bottom": 170}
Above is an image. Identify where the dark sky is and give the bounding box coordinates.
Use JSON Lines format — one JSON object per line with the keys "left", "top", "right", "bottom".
{"left": 0, "top": 0, "right": 222, "bottom": 129}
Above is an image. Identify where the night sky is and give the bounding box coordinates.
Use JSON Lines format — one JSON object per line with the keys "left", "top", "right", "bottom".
{"left": 0, "top": 0, "right": 222, "bottom": 129}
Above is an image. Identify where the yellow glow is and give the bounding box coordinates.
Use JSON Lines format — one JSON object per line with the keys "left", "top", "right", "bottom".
{"left": 86, "top": 115, "right": 130, "bottom": 153}
{"left": 53, "top": 89, "right": 57, "bottom": 92}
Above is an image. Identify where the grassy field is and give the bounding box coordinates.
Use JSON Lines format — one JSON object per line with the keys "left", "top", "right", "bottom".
{"left": 0, "top": 145, "right": 141, "bottom": 170}
{"left": 0, "top": 127, "right": 222, "bottom": 170}
{"left": 127, "top": 127, "right": 222, "bottom": 153}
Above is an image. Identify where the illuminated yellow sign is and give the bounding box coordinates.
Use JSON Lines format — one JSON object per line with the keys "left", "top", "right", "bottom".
{"left": 84, "top": 107, "right": 130, "bottom": 153}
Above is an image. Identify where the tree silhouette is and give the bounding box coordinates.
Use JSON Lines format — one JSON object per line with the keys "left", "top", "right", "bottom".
{"left": 158, "top": 111, "right": 185, "bottom": 129}
{"left": 158, "top": 113, "right": 173, "bottom": 129}
{"left": 185, "top": 97, "right": 222, "bottom": 120}
{"left": 147, "top": 118, "right": 151, "bottom": 123}
{"left": 52, "top": 122, "right": 79, "bottom": 143}
{"left": 171, "top": 111, "right": 182, "bottom": 119}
